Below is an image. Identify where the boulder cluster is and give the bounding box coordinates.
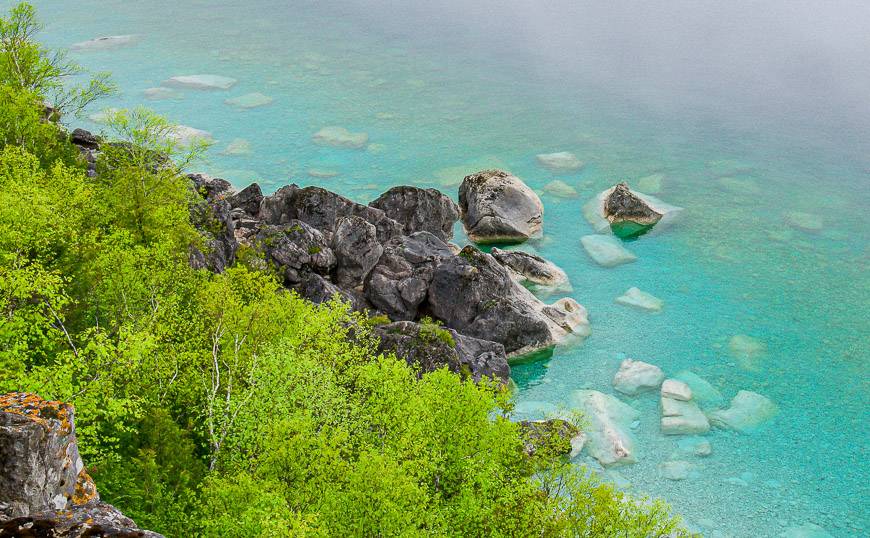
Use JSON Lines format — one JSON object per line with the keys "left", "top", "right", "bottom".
{"left": 0, "top": 392, "right": 163, "bottom": 537}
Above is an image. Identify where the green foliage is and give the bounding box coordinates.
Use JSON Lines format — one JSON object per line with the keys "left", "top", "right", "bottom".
{"left": 0, "top": 4, "right": 691, "bottom": 536}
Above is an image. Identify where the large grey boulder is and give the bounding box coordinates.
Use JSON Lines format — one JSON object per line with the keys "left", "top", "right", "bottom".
{"left": 332, "top": 216, "right": 383, "bottom": 289}
{"left": 227, "top": 182, "right": 263, "bottom": 216}
{"left": 260, "top": 185, "right": 402, "bottom": 242}
{"left": 189, "top": 194, "right": 238, "bottom": 273}
{"left": 369, "top": 186, "right": 459, "bottom": 241}
{"left": 0, "top": 392, "right": 162, "bottom": 537}
{"left": 364, "top": 232, "right": 454, "bottom": 321}
{"left": 373, "top": 321, "right": 510, "bottom": 384}
{"left": 294, "top": 273, "right": 369, "bottom": 312}
{"left": 490, "top": 248, "right": 570, "bottom": 290}
{"left": 583, "top": 184, "right": 682, "bottom": 238}
{"left": 427, "top": 246, "right": 589, "bottom": 357}
{"left": 458, "top": 170, "right": 543, "bottom": 244}
{"left": 255, "top": 222, "right": 335, "bottom": 285}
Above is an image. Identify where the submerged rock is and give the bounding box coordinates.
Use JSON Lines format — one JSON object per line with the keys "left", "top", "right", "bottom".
{"left": 636, "top": 173, "right": 664, "bottom": 194}
{"left": 676, "top": 436, "right": 712, "bottom": 457}
{"left": 708, "top": 390, "right": 778, "bottom": 433}
{"left": 779, "top": 523, "right": 834, "bottom": 538}
{"left": 221, "top": 138, "right": 252, "bottom": 156}
{"left": 458, "top": 170, "right": 543, "bottom": 244}
{"left": 0, "top": 392, "right": 162, "bottom": 536}
{"left": 364, "top": 232, "right": 454, "bottom": 320}
{"left": 661, "top": 379, "right": 692, "bottom": 401}
{"left": 785, "top": 211, "right": 824, "bottom": 232}
{"left": 660, "top": 396, "right": 710, "bottom": 435}
{"left": 673, "top": 371, "right": 724, "bottom": 409}
{"left": 373, "top": 321, "right": 509, "bottom": 384}
{"left": 615, "top": 287, "right": 663, "bottom": 312}
{"left": 580, "top": 235, "right": 637, "bottom": 267}
{"left": 491, "top": 248, "right": 570, "bottom": 290}
{"left": 571, "top": 390, "right": 640, "bottom": 467}
{"left": 224, "top": 92, "right": 274, "bottom": 109}
{"left": 164, "top": 74, "right": 238, "bottom": 90}
{"left": 369, "top": 186, "right": 459, "bottom": 241}
{"left": 143, "top": 86, "right": 183, "bottom": 100}
{"left": 583, "top": 186, "right": 682, "bottom": 236}
{"left": 543, "top": 179, "right": 579, "bottom": 198}
{"left": 612, "top": 359, "right": 665, "bottom": 396}
{"left": 70, "top": 35, "right": 138, "bottom": 51}
{"left": 536, "top": 151, "right": 584, "bottom": 172}
{"left": 728, "top": 334, "right": 767, "bottom": 371}
{"left": 168, "top": 125, "right": 213, "bottom": 147}
{"left": 658, "top": 460, "right": 694, "bottom": 481}
{"left": 312, "top": 126, "right": 369, "bottom": 149}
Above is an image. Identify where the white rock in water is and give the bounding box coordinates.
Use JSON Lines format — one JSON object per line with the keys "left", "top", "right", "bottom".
{"left": 168, "top": 125, "right": 214, "bottom": 147}
{"left": 708, "top": 390, "right": 778, "bottom": 433}
{"left": 728, "top": 334, "right": 767, "bottom": 371}
{"left": 658, "top": 460, "right": 694, "bottom": 480}
{"left": 613, "top": 359, "right": 664, "bottom": 396}
{"left": 571, "top": 390, "right": 639, "bottom": 467}
{"left": 785, "top": 211, "right": 824, "bottom": 232}
{"left": 661, "top": 379, "right": 692, "bottom": 401}
{"left": 636, "top": 173, "right": 664, "bottom": 194}
{"left": 661, "top": 397, "right": 710, "bottom": 435}
{"left": 143, "top": 87, "right": 183, "bottom": 100}
{"left": 779, "top": 523, "right": 833, "bottom": 538}
{"left": 717, "top": 175, "right": 761, "bottom": 195}
{"left": 536, "top": 151, "right": 584, "bottom": 172}
{"left": 164, "top": 74, "right": 238, "bottom": 90}
{"left": 615, "top": 287, "right": 663, "bottom": 312}
{"left": 307, "top": 168, "right": 340, "bottom": 178}
{"left": 677, "top": 436, "right": 712, "bottom": 457}
{"left": 548, "top": 297, "right": 591, "bottom": 338}
{"left": 225, "top": 92, "right": 274, "bottom": 109}
{"left": 569, "top": 432, "right": 586, "bottom": 458}
{"left": 673, "top": 371, "right": 724, "bottom": 409}
{"left": 71, "top": 35, "right": 138, "bottom": 51}
{"left": 221, "top": 138, "right": 252, "bottom": 156}
{"left": 580, "top": 235, "right": 637, "bottom": 267}
{"left": 543, "top": 180, "right": 579, "bottom": 198}
{"left": 312, "top": 126, "right": 369, "bottom": 149}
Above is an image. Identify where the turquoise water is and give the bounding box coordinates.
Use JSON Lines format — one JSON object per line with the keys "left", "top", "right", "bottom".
{"left": 19, "top": 1, "right": 869, "bottom": 536}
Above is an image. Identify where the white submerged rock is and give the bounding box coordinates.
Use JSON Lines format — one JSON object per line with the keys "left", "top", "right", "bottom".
{"left": 661, "top": 396, "right": 710, "bottom": 435}
{"left": 580, "top": 235, "right": 637, "bottom": 267}
{"left": 312, "top": 126, "right": 369, "bottom": 149}
{"left": 658, "top": 460, "right": 695, "bottom": 480}
{"left": 673, "top": 371, "right": 724, "bottom": 409}
{"left": 636, "top": 173, "right": 664, "bottom": 194}
{"left": 779, "top": 523, "right": 833, "bottom": 538}
{"left": 536, "top": 151, "right": 584, "bottom": 172}
{"left": 143, "top": 87, "right": 183, "bottom": 101}
{"left": 71, "top": 35, "right": 138, "bottom": 51}
{"left": 708, "top": 390, "right": 778, "bottom": 433}
{"left": 571, "top": 390, "right": 640, "bottom": 467}
{"left": 676, "top": 436, "right": 712, "bottom": 457}
{"left": 661, "top": 379, "right": 692, "bottom": 401}
{"left": 612, "top": 359, "right": 664, "bottom": 396}
{"left": 225, "top": 92, "right": 274, "bottom": 109}
{"left": 220, "top": 138, "right": 252, "bottom": 156}
{"left": 543, "top": 179, "right": 579, "bottom": 198}
{"left": 164, "top": 74, "right": 238, "bottom": 90}
{"left": 728, "top": 334, "right": 767, "bottom": 371}
{"left": 615, "top": 287, "right": 663, "bottom": 312}
{"left": 784, "top": 211, "right": 824, "bottom": 232}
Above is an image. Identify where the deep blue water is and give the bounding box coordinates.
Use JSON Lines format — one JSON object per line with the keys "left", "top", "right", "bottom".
{"left": 17, "top": 1, "right": 870, "bottom": 536}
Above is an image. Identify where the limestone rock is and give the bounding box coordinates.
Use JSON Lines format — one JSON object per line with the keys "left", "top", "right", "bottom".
{"left": 661, "top": 379, "right": 692, "bottom": 401}
{"left": 571, "top": 390, "right": 639, "bottom": 467}
{"left": 660, "top": 397, "right": 710, "bottom": 435}
{"left": 490, "top": 248, "right": 570, "bottom": 290}
{"left": 536, "top": 151, "right": 584, "bottom": 172}
{"left": 168, "top": 125, "right": 213, "bottom": 147}
{"left": 673, "top": 371, "right": 724, "bottom": 409}
{"left": 224, "top": 92, "right": 273, "bottom": 109}
{"left": 583, "top": 186, "right": 682, "bottom": 236}
{"left": 615, "top": 287, "right": 663, "bottom": 312}
{"left": 332, "top": 216, "right": 383, "bottom": 289}
{"left": 0, "top": 502, "right": 164, "bottom": 537}
{"left": 188, "top": 184, "right": 238, "bottom": 273}
{"left": 543, "top": 180, "right": 579, "bottom": 198}
{"left": 369, "top": 186, "right": 459, "bottom": 241}
{"left": 221, "top": 138, "right": 252, "bottom": 156}
{"left": 312, "top": 126, "right": 369, "bottom": 149}
{"left": 364, "top": 232, "right": 454, "bottom": 320}
{"left": 294, "top": 273, "right": 368, "bottom": 312}
{"left": 612, "top": 359, "right": 664, "bottom": 396}
{"left": 227, "top": 183, "right": 263, "bottom": 216}
{"left": 164, "top": 74, "right": 238, "bottom": 90}
{"left": 143, "top": 87, "right": 183, "bottom": 101}
{"left": 785, "top": 211, "right": 823, "bottom": 232}
{"left": 255, "top": 222, "right": 335, "bottom": 285}
{"left": 728, "top": 334, "right": 767, "bottom": 371}
{"left": 708, "top": 390, "right": 778, "bottom": 433}
{"left": 658, "top": 460, "right": 694, "bottom": 481}
{"left": 373, "top": 321, "right": 509, "bottom": 384}
{"left": 458, "top": 170, "right": 543, "bottom": 244}
{"left": 70, "top": 35, "right": 138, "bottom": 51}
{"left": 636, "top": 173, "right": 664, "bottom": 194}
{"left": 580, "top": 235, "right": 637, "bottom": 267}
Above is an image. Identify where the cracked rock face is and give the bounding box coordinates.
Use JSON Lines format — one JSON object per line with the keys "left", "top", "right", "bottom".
{"left": 603, "top": 182, "right": 662, "bottom": 237}
{"left": 0, "top": 393, "right": 162, "bottom": 537}
{"left": 458, "top": 170, "right": 543, "bottom": 245}
{"left": 369, "top": 186, "right": 459, "bottom": 242}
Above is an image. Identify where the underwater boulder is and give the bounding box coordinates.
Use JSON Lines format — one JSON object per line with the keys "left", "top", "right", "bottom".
{"left": 458, "top": 169, "right": 543, "bottom": 244}
{"left": 660, "top": 395, "right": 710, "bottom": 435}
{"left": 543, "top": 179, "right": 579, "bottom": 198}
{"left": 708, "top": 390, "right": 778, "bottom": 433}
{"left": 571, "top": 390, "right": 640, "bottom": 467}
{"left": 312, "top": 126, "right": 369, "bottom": 149}
{"left": 661, "top": 379, "right": 692, "bottom": 401}
{"left": 612, "top": 359, "right": 665, "bottom": 396}
{"left": 164, "top": 74, "right": 238, "bottom": 90}
{"left": 615, "top": 287, "right": 663, "bottom": 312}
{"left": 224, "top": 92, "right": 274, "bottom": 109}
{"left": 583, "top": 185, "right": 682, "bottom": 237}
{"left": 70, "top": 35, "right": 138, "bottom": 51}
{"left": 535, "top": 151, "right": 584, "bottom": 172}
{"left": 369, "top": 186, "right": 459, "bottom": 241}
{"left": 580, "top": 234, "right": 637, "bottom": 267}
{"left": 673, "top": 371, "right": 724, "bottom": 409}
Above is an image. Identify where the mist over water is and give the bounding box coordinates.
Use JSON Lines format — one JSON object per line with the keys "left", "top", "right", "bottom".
{"left": 19, "top": 0, "right": 870, "bottom": 536}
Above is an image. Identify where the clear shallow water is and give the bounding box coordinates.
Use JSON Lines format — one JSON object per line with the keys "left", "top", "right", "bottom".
{"left": 20, "top": 1, "right": 870, "bottom": 536}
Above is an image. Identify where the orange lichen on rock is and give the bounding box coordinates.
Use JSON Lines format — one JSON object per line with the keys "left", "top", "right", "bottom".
{"left": 72, "top": 469, "right": 100, "bottom": 505}
{"left": 0, "top": 392, "right": 74, "bottom": 434}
